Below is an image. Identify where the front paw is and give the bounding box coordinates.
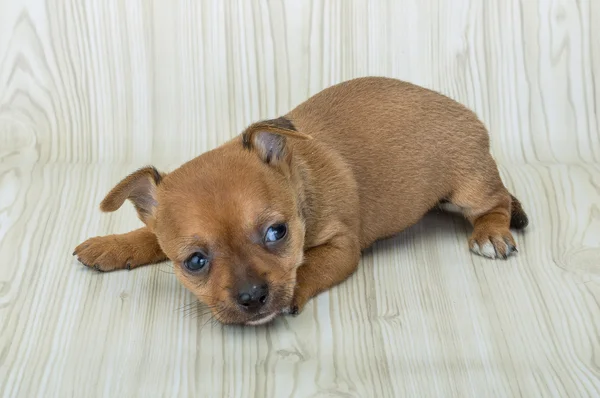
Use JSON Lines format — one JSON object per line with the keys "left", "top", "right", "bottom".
{"left": 281, "top": 305, "right": 300, "bottom": 316}
{"left": 73, "top": 236, "right": 135, "bottom": 272}
{"left": 281, "top": 293, "right": 308, "bottom": 317}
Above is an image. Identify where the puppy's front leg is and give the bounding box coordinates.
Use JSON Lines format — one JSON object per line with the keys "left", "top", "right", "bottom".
{"left": 287, "top": 233, "right": 361, "bottom": 315}
{"left": 74, "top": 227, "right": 167, "bottom": 272}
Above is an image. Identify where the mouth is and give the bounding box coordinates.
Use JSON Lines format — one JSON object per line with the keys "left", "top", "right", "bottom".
{"left": 245, "top": 311, "right": 279, "bottom": 326}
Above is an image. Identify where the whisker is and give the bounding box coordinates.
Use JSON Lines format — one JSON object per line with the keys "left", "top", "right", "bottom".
{"left": 176, "top": 303, "right": 204, "bottom": 314}
{"left": 182, "top": 305, "right": 209, "bottom": 315}
{"left": 179, "top": 301, "right": 200, "bottom": 309}
{"left": 187, "top": 308, "right": 216, "bottom": 320}
{"left": 188, "top": 310, "right": 214, "bottom": 319}
{"left": 199, "top": 306, "right": 228, "bottom": 331}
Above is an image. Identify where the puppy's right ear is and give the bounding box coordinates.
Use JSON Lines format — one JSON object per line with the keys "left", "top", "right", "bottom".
{"left": 99, "top": 166, "right": 164, "bottom": 228}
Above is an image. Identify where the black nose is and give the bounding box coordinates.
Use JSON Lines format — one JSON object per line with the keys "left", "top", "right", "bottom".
{"left": 236, "top": 283, "right": 269, "bottom": 311}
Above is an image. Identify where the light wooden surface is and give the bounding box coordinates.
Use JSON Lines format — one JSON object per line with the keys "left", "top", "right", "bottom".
{"left": 1, "top": 1, "right": 599, "bottom": 397}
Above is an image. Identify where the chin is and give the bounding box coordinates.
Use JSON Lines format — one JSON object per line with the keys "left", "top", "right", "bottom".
{"left": 213, "top": 308, "right": 281, "bottom": 326}
{"left": 212, "top": 298, "right": 291, "bottom": 326}
{"left": 245, "top": 311, "right": 280, "bottom": 326}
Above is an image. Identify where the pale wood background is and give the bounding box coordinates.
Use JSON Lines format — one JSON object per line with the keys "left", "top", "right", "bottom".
{"left": 1, "top": 0, "right": 599, "bottom": 397}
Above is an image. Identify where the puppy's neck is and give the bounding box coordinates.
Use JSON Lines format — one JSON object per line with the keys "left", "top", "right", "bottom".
{"left": 289, "top": 152, "right": 311, "bottom": 227}
{"left": 285, "top": 140, "right": 328, "bottom": 248}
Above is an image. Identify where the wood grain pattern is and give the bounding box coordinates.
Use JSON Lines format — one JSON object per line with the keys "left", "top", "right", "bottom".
{"left": 0, "top": 0, "right": 599, "bottom": 397}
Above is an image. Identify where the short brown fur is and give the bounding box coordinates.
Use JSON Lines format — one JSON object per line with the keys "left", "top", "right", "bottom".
{"left": 75, "top": 77, "right": 528, "bottom": 325}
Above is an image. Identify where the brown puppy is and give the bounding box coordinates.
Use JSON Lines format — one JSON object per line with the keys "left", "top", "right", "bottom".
{"left": 74, "top": 77, "right": 528, "bottom": 325}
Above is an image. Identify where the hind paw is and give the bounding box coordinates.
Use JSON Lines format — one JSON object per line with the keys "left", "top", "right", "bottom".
{"left": 469, "top": 230, "right": 518, "bottom": 260}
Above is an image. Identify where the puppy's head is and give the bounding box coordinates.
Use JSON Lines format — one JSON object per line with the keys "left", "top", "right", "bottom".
{"left": 100, "top": 118, "right": 310, "bottom": 325}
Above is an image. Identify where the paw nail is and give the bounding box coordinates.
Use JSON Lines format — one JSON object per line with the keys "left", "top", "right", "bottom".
{"left": 291, "top": 306, "right": 299, "bottom": 316}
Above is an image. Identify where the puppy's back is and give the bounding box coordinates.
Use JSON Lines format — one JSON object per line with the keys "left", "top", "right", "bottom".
{"left": 287, "top": 77, "right": 495, "bottom": 246}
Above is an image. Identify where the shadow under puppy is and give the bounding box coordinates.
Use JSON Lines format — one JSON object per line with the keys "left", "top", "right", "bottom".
{"left": 74, "top": 77, "right": 529, "bottom": 326}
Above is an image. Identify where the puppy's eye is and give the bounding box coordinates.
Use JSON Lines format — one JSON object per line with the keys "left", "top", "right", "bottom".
{"left": 184, "top": 252, "right": 209, "bottom": 271}
{"left": 265, "top": 223, "right": 287, "bottom": 243}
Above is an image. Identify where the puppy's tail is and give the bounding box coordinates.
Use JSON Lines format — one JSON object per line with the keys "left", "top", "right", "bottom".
{"left": 510, "top": 194, "right": 529, "bottom": 230}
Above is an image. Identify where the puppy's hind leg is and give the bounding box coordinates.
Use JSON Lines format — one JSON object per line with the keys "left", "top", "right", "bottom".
{"left": 74, "top": 227, "right": 167, "bottom": 271}
{"left": 449, "top": 169, "right": 528, "bottom": 259}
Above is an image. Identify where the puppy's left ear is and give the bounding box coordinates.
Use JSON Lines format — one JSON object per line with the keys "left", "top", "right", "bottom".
{"left": 242, "top": 117, "right": 310, "bottom": 164}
